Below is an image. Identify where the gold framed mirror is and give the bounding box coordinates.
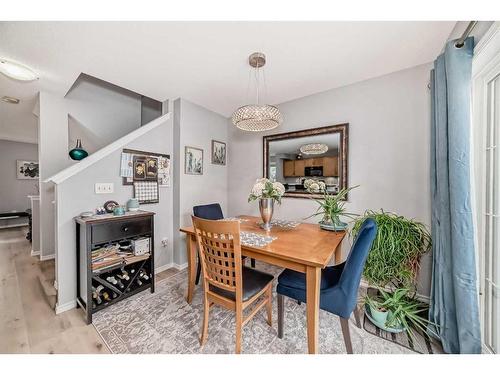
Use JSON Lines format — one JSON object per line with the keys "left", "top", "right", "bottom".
{"left": 263, "top": 123, "right": 348, "bottom": 199}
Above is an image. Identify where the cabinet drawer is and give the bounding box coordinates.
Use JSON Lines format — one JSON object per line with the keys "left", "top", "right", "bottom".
{"left": 91, "top": 217, "right": 151, "bottom": 244}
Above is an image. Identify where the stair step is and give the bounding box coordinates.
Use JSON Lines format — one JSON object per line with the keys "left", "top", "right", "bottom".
{"left": 37, "top": 274, "right": 57, "bottom": 310}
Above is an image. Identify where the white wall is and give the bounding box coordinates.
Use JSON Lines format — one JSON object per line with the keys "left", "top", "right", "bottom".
{"left": 0, "top": 140, "right": 38, "bottom": 227}
{"left": 228, "top": 63, "right": 433, "bottom": 296}
{"left": 172, "top": 98, "right": 229, "bottom": 266}
{"left": 55, "top": 116, "right": 173, "bottom": 310}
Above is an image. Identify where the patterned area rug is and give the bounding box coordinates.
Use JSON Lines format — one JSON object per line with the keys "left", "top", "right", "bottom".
{"left": 93, "top": 262, "right": 415, "bottom": 354}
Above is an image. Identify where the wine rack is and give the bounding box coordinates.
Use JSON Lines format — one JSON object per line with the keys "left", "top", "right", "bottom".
{"left": 75, "top": 211, "right": 155, "bottom": 324}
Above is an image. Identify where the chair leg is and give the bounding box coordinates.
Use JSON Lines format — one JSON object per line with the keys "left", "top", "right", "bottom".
{"left": 339, "top": 317, "right": 353, "bottom": 354}
{"left": 251, "top": 258, "right": 256, "bottom": 268}
{"left": 278, "top": 294, "right": 284, "bottom": 339}
{"left": 235, "top": 306, "right": 243, "bottom": 354}
{"left": 195, "top": 254, "right": 202, "bottom": 285}
{"left": 266, "top": 285, "right": 272, "bottom": 326}
{"left": 353, "top": 304, "right": 362, "bottom": 329}
{"left": 200, "top": 294, "right": 210, "bottom": 346}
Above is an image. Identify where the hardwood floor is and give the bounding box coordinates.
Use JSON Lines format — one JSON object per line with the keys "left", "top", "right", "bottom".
{"left": 0, "top": 226, "right": 179, "bottom": 354}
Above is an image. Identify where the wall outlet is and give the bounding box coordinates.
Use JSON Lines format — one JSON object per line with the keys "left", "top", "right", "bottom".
{"left": 95, "top": 182, "right": 114, "bottom": 194}
{"left": 161, "top": 238, "right": 168, "bottom": 247}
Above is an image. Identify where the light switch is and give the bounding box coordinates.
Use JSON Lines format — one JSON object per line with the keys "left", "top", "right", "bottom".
{"left": 95, "top": 182, "right": 114, "bottom": 194}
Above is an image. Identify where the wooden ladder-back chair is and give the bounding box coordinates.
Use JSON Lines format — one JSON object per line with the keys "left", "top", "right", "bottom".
{"left": 192, "top": 216, "right": 274, "bottom": 354}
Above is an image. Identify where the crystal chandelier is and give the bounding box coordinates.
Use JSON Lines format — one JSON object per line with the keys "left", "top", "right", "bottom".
{"left": 300, "top": 143, "right": 329, "bottom": 155}
{"left": 232, "top": 52, "right": 283, "bottom": 132}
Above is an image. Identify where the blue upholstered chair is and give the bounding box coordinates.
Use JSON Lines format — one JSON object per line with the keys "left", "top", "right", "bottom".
{"left": 192, "top": 204, "right": 255, "bottom": 284}
{"left": 276, "top": 218, "right": 377, "bottom": 353}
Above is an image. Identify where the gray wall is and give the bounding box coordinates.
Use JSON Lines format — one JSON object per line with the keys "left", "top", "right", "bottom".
{"left": 55, "top": 116, "right": 173, "bottom": 309}
{"left": 172, "top": 98, "right": 229, "bottom": 266}
{"left": 0, "top": 140, "right": 39, "bottom": 226}
{"left": 228, "top": 63, "right": 433, "bottom": 297}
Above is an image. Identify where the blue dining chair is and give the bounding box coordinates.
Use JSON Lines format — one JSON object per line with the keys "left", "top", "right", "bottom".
{"left": 276, "top": 218, "right": 377, "bottom": 353}
{"left": 192, "top": 203, "right": 255, "bottom": 284}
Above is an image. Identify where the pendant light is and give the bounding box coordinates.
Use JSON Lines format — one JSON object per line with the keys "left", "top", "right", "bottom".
{"left": 231, "top": 52, "right": 283, "bottom": 132}
{"left": 69, "top": 139, "right": 89, "bottom": 161}
{"left": 300, "top": 143, "right": 329, "bottom": 155}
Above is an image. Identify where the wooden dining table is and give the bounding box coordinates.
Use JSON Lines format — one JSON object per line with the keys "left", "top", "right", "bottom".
{"left": 179, "top": 215, "right": 346, "bottom": 354}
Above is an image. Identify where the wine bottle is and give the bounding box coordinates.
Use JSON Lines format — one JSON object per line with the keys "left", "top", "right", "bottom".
{"left": 139, "top": 269, "right": 150, "bottom": 281}
{"left": 136, "top": 278, "right": 143, "bottom": 286}
{"left": 117, "top": 270, "right": 130, "bottom": 281}
{"left": 102, "top": 291, "right": 111, "bottom": 302}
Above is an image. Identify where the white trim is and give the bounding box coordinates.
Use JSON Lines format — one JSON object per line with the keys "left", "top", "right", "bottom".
{"left": 0, "top": 134, "right": 38, "bottom": 144}
{"left": 40, "top": 254, "right": 55, "bottom": 261}
{"left": 45, "top": 112, "right": 171, "bottom": 185}
{"left": 155, "top": 263, "right": 173, "bottom": 274}
{"left": 30, "top": 250, "right": 40, "bottom": 257}
{"left": 55, "top": 300, "right": 76, "bottom": 314}
{"left": 173, "top": 262, "right": 188, "bottom": 271}
{"left": 474, "top": 22, "right": 500, "bottom": 59}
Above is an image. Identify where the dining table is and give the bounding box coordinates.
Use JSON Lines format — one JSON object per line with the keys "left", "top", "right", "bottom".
{"left": 179, "top": 215, "right": 346, "bottom": 354}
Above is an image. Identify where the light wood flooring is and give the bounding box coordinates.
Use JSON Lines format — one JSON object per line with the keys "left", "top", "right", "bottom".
{"left": 0, "top": 226, "right": 179, "bottom": 354}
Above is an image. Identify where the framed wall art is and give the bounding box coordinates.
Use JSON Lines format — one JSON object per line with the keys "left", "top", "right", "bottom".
{"left": 17, "top": 160, "right": 39, "bottom": 179}
{"left": 185, "top": 146, "right": 203, "bottom": 175}
{"left": 211, "top": 140, "right": 226, "bottom": 166}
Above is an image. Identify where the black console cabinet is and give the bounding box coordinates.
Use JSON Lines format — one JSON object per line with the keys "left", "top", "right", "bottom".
{"left": 75, "top": 210, "right": 155, "bottom": 324}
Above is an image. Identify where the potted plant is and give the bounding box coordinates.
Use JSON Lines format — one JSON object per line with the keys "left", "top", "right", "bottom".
{"left": 304, "top": 180, "right": 358, "bottom": 231}
{"left": 352, "top": 210, "right": 434, "bottom": 340}
{"left": 364, "top": 293, "right": 389, "bottom": 327}
{"left": 248, "top": 178, "right": 285, "bottom": 230}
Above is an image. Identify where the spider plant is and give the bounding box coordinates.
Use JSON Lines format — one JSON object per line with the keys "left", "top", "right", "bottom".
{"left": 304, "top": 185, "right": 359, "bottom": 225}
{"left": 351, "top": 209, "right": 431, "bottom": 288}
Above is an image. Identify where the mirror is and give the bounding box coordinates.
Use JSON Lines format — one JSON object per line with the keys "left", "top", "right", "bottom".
{"left": 263, "top": 123, "right": 348, "bottom": 199}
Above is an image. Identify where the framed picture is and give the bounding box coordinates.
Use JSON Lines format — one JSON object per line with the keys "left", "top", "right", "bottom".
{"left": 185, "top": 146, "right": 203, "bottom": 175}
{"left": 145, "top": 157, "right": 158, "bottom": 181}
{"left": 133, "top": 156, "right": 147, "bottom": 180}
{"left": 16, "top": 160, "right": 39, "bottom": 179}
{"left": 211, "top": 140, "right": 226, "bottom": 166}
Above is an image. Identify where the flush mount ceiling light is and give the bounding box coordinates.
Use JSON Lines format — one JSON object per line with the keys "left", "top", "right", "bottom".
{"left": 231, "top": 52, "right": 283, "bottom": 132}
{"left": 1, "top": 96, "right": 20, "bottom": 104}
{"left": 300, "top": 143, "right": 329, "bottom": 155}
{"left": 0, "top": 58, "right": 38, "bottom": 81}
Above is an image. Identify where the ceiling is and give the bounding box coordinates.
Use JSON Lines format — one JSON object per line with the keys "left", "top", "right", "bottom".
{"left": 0, "top": 21, "right": 456, "bottom": 143}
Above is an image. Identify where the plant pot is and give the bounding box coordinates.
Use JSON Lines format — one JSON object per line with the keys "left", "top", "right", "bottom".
{"left": 319, "top": 220, "right": 347, "bottom": 231}
{"left": 367, "top": 304, "right": 388, "bottom": 326}
{"left": 259, "top": 198, "right": 274, "bottom": 231}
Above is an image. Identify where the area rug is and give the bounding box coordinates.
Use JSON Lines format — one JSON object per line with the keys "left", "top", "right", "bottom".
{"left": 93, "top": 262, "right": 415, "bottom": 354}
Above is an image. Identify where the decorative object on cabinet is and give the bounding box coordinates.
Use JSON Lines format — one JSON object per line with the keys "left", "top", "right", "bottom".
{"left": 127, "top": 198, "right": 140, "bottom": 212}
{"left": 113, "top": 206, "right": 126, "bottom": 216}
{"left": 248, "top": 178, "right": 285, "bottom": 231}
{"left": 231, "top": 52, "right": 283, "bottom": 132}
{"left": 121, "top": 149, "right": 170, "bottom": 186}
{"left": 103, "top": 200, "right": 119, "bottom": 213}
{"left": 263, "top": 123, "right": 348, "bottom": 199}
{"left": 75, "top": 210, "right": 155, "bottom": 324}
{"left": 16, "top": 160, "right": 39, "bottom": 179}
{"left": 184, "top": 146, "right": 203, "bottom": 175}
{"left": 304, "top": 181, "right": 358, "bottom": 231}
{"left": 134, "top": 181, "right": 159, "bottom": 204}
{"left": 69, "top": 139, "right": 89, "bottom": 161}
{"left": 211, "top": 140, "right": 226, "bottom": 165}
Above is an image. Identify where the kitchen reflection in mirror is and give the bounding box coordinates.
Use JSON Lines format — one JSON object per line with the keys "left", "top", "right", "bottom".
{"left": 263, "top": 124, "right": 348, "bottom": 199}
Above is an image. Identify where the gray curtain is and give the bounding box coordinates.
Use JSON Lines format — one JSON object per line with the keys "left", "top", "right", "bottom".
{"left": 429, "top": 37, "right": 481, "bottom": 354}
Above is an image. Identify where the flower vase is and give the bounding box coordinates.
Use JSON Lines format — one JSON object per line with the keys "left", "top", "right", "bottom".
{"left": 259, "top": 198, "right": 274, "bottom": 231}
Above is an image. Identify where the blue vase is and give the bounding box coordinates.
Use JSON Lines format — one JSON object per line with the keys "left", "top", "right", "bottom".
{"left": 69, "top": 139, "right": 88, "bottom": 161}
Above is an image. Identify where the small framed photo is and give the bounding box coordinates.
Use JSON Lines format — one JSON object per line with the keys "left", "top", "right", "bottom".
{"left": 133, "top": 156, "right": 147, "bottom": 180}
{"left": 17, "top": 160, "right": 39, "bottom": 179}
{"left": 145, "top": 157, "right": 158, "bottom": 181}
{"left": 185, "top": 146, "right": 203, "bottom": 175}
{"left": 211, "top": 140, "right": 226, "bottom": 166}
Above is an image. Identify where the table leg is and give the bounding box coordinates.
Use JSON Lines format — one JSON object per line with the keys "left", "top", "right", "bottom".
{"left": 335, "top": 242, "right": 343, "bottom": 264}
{"left": 186, "top": 234, "right": 197, "bottom": 303}
{"left": 306, "top": 266, "right": 321, "bottom": 354}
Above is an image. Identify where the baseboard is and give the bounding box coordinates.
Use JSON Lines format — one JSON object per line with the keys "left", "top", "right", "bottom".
{"left": 155, "top": 263, "right": 173, "bottom": 274}
{"left": 55, "top": 300, "right": 76, "bottom": 314}
{"left": 31, "top": 250, "right": 40, "bottom": 257}
{"left": 173, "top": 262, "right": 188, "bottom": 270}
{"left": 40, "top": 254, "right": 55, "bottom": 261}
{"left": 359, "top": 280, "right": 430, "bottom": 303}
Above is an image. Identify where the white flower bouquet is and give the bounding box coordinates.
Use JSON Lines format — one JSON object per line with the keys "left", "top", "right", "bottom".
{"left": 303, "top": 178, "right": 326, "bottom": 193}
{"left": 248, "top": 178, "right": 285, "bottom": 203}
